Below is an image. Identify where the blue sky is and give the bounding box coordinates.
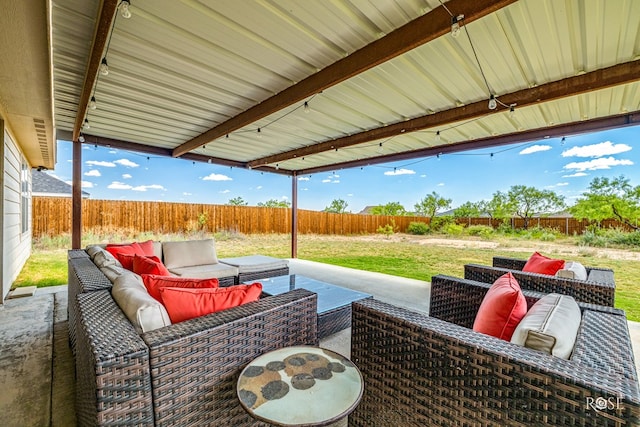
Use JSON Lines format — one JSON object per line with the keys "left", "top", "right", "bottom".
{"left": 50, "top": 125, "right": 639, "bottom": 213}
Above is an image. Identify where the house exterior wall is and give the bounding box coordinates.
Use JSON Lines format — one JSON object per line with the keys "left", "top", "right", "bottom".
{"left": 1, "top": 123, "right": 32, "bottom": 303}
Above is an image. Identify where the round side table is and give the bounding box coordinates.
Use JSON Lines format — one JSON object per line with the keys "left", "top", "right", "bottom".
{"left": 237, "top": 346, "right": 363, "bottom": 426}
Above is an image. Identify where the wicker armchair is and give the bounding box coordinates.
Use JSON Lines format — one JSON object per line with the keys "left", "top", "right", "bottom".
{"left": 464, "top": 256, "right": 615, "bottom": 307}
{"left": 349, "top": 275, "right": 639, "bottom": 426}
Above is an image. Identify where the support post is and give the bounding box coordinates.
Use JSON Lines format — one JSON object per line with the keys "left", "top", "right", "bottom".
{"left": 291, "top": 172, "right": 298, "bottom": 258}
{"left": 72, "top": 139, "right": 82, "bottom": 249}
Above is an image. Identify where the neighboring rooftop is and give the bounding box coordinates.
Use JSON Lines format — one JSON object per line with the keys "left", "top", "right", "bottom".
{"left": 32, "top": 170, "right": 90, "bottom": 198}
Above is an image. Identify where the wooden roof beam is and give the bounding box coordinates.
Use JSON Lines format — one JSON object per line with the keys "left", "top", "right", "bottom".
{"left": 72, "top": 0, "right": 119, "bottom": 142}
{"left": 295, "top": 112, "right": 640, "bottom": 175}
{"left": 249, "top": 60, "right": 640, "bottom": 168}
{"left": 171, "top": 0, "right": 516, "bottom": 158}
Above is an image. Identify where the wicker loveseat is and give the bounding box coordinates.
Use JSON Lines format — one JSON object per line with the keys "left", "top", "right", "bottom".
{"left": 68, "top": 249, "right": 317, "bottom": 426}
{"left": 350, "top": 275, "right": 639, "bottom": 426}
{"left": 464, "top": 255, "right": 615, "bottom": 307}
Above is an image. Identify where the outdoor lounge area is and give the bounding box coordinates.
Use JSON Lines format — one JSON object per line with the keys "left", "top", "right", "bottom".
{"left": 1, "top": 255, "right": 640, "bottom": 426}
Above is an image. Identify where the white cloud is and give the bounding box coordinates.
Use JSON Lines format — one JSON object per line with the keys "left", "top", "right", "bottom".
{"left": 108, "top": 150, "right": 117, "bottom": 154}
{"left": 132, "top": 184, "right": 166, "bottom": 192}
{"left": 281, "top": 196, "right": 289, "bottom": 201}
{"left": 347, "top": 193, "right": 353, "bottom": 197}
{"left": 563, "top": 156, "right": 634, "bottom": 172}
{"left": 114, "top": 158, "right": 140, "bottom": 168}
{"left": 562, "top": 172, "right": 588, "bottom": 178}
{"left": 519, "top": 144, "right": 552, "bottom": 155}
{"left": 108, "top": 181, "right": 132, "bottom": 190}
{"left": 301, "top": 188, "right": 309, "bottom": 191}
{"left": 256, "top": 185, "right": 263, "bottom": 190}
{"left": 219, "top": 189, "right": 230, "bottom": 194}
{"left": 122, "top": 173, "right": 132, "bottom": 179}
{"left": 420, "top": 174, "right": 427, "bottom": 178}
{"left": 84, "top": 169, "right": 101, "bottom": 177}
{"left": 86, "top": 160, "right": 115, "bottom": 167}
{"left": 65, "top": 180, "right": 94, "bottom": 188}
{"left": 437, "top": 182, "right": 445, "bottom": 186}
{"left": 322, "top": 179, "right": 331, "bottom": 183}
{"left": 203, "top": 173, "right": 232, "bottom": 181}
{"left": 183, "top": 192, "right": 192, "bottom": 196}
{"left": 298, "top": 177, "right": 310, "bottom": 181}
{"left": 562, "top": 141, "right": 632, "bottom": 158}
{"left": 384, "top": 168, "right": 416, "bottom": 176}
{"left": 547, "top": 182, "right": 569, "bottom": 188}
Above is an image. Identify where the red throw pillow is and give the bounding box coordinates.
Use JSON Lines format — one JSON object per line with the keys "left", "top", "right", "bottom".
{"left": 137, "top": 240, "right": 156, "bottom": 257}
{"left": 106, "top": 243, "right": 145, "bottom": 270}
{"left": 141, "top": 274, "right": 220, "bottom": 302}
{"left": 133, "top": 254, "right": 171, "bottom": 277}
{"left": 160, "top": 283, "right": 262, "bottom": 323}
{"left": 473, "top": 272, "right": 527, "bottom": 341}
{"left": 522, "top": 252, "right": 565, "bottom": 275}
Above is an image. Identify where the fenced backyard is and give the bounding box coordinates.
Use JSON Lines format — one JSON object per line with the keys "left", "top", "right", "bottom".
{"left": 33, "top": 197, "right": 630, "bottom": 238}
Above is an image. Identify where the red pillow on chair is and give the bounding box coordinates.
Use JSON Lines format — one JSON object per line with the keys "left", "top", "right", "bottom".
{"left": 132, "top": 255, "right": 171, "bottom": 277}
{"left": 106, "top": 243, "right": 145, "bottom": 270}
{"left": 141, "top": 274, "right": 220, "bottom": 302}
{"left": 160, "top": 283, "right": 262, "bottom": 323}
{"left": 473, "top": 272, "right": 527, "bottom": 341}
{"left": 522, "top": 252, "right": 565, "bottom": 275}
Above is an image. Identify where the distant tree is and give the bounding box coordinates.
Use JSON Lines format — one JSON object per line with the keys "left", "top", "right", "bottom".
{"left": 486, "top": 191, "right": 512, "bottom": 220}
{"left": 570, "top": 175, "right": 640, "bottom": 230}
{"left": 507, "top": 185, "right": 565, "bottom": 229}
{"left": 227, "top": 196, "right": 248, "bottom": 206}
{"left": 414, "top": 192, "right": 452, "bottom": 221}
{"left": 324, "top": 198, "right": 348, "bottom": 214}
{"left": 258, "top": 199, "right": 291, "bottom": 208}
{"left": 453, "top": 201, "right": 482, "bottom": 218}
{"left": 371, "top": 202, "right": 407, "bottom": 216}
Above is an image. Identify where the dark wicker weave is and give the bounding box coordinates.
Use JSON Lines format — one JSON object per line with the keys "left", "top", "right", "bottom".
{"left": 67, "top": 253, "right": 113, "bottom": 355}
{"left": 237, "top": 266, "right": 290, "bottom": 284}
{"left": 464, "top": 262, "right": 616, "bottom": 307}
{"left": 349, "top": 275, "right": 639, "bottom": 426}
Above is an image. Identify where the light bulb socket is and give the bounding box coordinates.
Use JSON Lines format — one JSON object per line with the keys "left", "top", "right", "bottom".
{"left": 83, "top": 118, "right": 90, "bottom": 129}
{"left": 89, "top": 96, "right": 97, "bottom": 110}
{"left": 488, "top": 95, "right": 497, "bottom": 110}
{"left": 451, "top": 14, "right": 463, "bottom": 38}
{"left": 304, "top": 101, "right": 310, "bottom": 113}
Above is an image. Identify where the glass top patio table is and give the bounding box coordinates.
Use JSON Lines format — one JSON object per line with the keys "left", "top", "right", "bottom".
{"left": 254, "top": 274, "right": 372, "bottom": 315}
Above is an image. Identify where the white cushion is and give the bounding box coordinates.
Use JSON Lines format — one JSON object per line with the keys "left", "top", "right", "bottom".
{"left": 162, "top": 239, "right": 218, "bottom": 269}
{"left": 169, "top": 263, "right": 238, "bottom": 279}
{"left": 90, "top": 247, "right": 123, "bottom": 269}
{"left": 100, "top": 264, "right": 126, "bottom": 282}
{"left": 510, "top": 293, "right": 581, "bottom": 359}
{"left": 111, "top": 272, "right": 171, "bottom": 333}
{"left": 562, "top": 261, "right": 588, "bottom": 281}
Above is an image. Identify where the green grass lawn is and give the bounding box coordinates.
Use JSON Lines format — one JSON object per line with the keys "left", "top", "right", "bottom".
{"left": 15, "top": 233, "right": 640, "bottom": 321}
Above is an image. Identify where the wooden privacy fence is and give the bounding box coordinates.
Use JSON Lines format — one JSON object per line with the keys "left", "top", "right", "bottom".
{"left": 32, "top": 197, "right": 424, "bottom": 237}
{"left": 32, "top": 197, "right": 633, "bottom": 238}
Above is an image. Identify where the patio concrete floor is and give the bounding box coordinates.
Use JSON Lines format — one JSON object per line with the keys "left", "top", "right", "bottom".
{"left": 0, "top": 258, "right": 638, "bottom": 426}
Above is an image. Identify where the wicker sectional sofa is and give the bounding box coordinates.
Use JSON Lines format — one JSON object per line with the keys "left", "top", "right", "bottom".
{"left": 350, "top": 275, "right": 640, "bottom": 426}
{"left": 67, "top": 243, "right": 314, "bottom": 426}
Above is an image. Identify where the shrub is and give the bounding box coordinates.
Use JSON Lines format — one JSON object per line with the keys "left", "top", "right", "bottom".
{"left": 377, "top": 220, "right": 397, "bottom": 238}
{"left": 407, "top": 222, "right": 429, "bottom": 235}
{"left": 443, "top": 223, "right": 465, "bottom": 235}
{"left": 466, "top": 225, "right": 494, "bottom": 238}
{"left": 429, "top": 216, "right": 455, "bottom": 232}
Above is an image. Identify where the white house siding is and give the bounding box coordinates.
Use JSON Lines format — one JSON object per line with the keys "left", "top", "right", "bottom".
{"left": 1, "top": 126, "right": 31, "bottom": 303}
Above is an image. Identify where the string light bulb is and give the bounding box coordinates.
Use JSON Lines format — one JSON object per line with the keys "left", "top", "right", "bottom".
{"left": 451, "top": 14, "right": 464, "bottom": 38}
{"left": 83, "top": 118, "right": 90, "bottom": 129}
{"left": 304, "top": 101, "right": 310, "bottom": 113}
{"left": 120, "top": 0, "right": 132, "bottom": 19}
{"left": 257, "top": 128, "right": 262, "bottom": 138}
{"left": 435, "top": 130, "right": 441, "bottom": 142}
{"left": 488, "top": 94, "right": 497, "bottom": 110}
{"left": 509, "top": 104, "right": 515, "bottom": 117}
{"left": 100, "top": 58, "right": 109, "bottom": 76}
{"left": 89, "top": 96, "right": 97, "bottom": 110}
{"left": 78, "top": 135, "right": 85, "bottom": 143}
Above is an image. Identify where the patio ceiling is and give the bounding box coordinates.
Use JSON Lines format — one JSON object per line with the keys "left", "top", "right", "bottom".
{"left": 52, "top": 0, "right": 640, "bottom": 176}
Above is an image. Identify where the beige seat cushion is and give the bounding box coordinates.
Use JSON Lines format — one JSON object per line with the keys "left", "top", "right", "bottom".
{"left": 555, "top": 261, "right": 588, "bottom": 281}
{"left": 99, "top": 264, "right": 127, "bottom": 282}
{"left": 111, "top": 272, "right": 171, "bottom": 333}
{"left": 510, "top": 293, "right": 581, "bottom": 359}
{"left": 87, "top": 246, "right": 123, "bottom": 269}
{"left": 169, "top": 263, "right": 238, "bottom": 279}
{"left": 162, "top": 239, "right": 218, "bottom": 269}
{"left": 219, "top": 255, "right": 288, "bottom": 274}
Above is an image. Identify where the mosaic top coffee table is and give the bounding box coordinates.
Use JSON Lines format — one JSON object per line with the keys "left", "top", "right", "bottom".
{"left": 251, "top": 274, "right": 372, "bottom": 339}
{"left": 237, "top": 346, "right": 363, "bottom": 426}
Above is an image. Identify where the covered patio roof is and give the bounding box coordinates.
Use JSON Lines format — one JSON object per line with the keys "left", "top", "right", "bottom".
{"left": 49, "top": 0, "right": 639, "bottom": 177}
